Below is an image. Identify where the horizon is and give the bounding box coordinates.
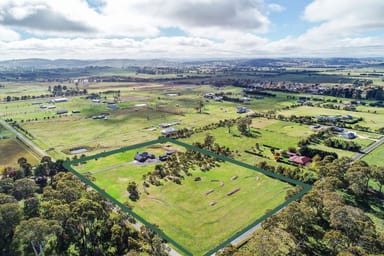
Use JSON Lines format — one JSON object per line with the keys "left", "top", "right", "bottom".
{"left": 0, "top": 0, "right": 383, "bottom": 60}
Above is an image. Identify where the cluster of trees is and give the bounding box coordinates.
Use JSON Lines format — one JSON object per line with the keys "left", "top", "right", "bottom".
{"left": 0, "top": 158, "right": 169, "bottom": 256}
{"left": 143, "top": 135, "right": 233, "bottom": 188}
{"left": 222, "top": 95, "right": 247, "bottom": 103}
{"left": 159, "top": 118, "right": 240, "bottom": 139}
{"left": 322, "top": 86, "right": 384, "bottom": 100}
{"left": 127, "top": 181, "right": 140, "bottom": 201}
{"left": 324, "top": 138, "right": 361, "bottom": 152}
{"left": 236, "top": 117, "right": 252, "bottom": 136}
{"left": 256, "top": 161, "right": 316, "bottom": 184}
{"left": 298, "top": 128, "right": 362, "bottom": 152}
{"left": 243, "top": 89, "right": 276, "bottom": 97}
{"left": 298, "top": 146, "right": 338, "bottom": 159}
{"left": 298, "top": 129, "right": 333, "bottom": 146}
{"left": 221, "top": 157, "right": 384, "bottom": 256}
{"left": 49, "top": 84, "right": 87, "bottom": 97}
{"left": 11, "top": 122, "right": 33, "bottom": 138}
{"left": 4, "top": 94, "right": 52, "bottom": 102}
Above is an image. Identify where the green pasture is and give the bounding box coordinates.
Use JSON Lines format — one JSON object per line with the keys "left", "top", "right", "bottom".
{"left": 6, "top": 84, "right": 299, "bottom": 158}
{"left": 362, "top": 143, "right": 384, "bottom": 166}
{"left": 182, "top": 119, "right": 313, "bottom": 165}
{"left": 0, "top": 82, "right": 50, "bottom": 99}
{"left": 72, "top": 143, "right": 294, "bottom": 255}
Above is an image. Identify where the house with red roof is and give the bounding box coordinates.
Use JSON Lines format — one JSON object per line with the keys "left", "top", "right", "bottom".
{"left": 288, "top": 155, "right": 312, "bottom": 165}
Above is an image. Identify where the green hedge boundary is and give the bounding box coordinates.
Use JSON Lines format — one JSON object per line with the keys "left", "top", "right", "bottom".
{"left": 64, "top": 137, "right": 312, "bottom": 256}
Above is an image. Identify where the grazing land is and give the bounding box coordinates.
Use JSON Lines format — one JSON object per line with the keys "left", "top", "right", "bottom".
{"left": 362, "top": 143, "right": 384, "bottom": 166}
{"left": 1, "top": 60, "right": 384, "bottom": 256}
{"left": 71, "top": 141, "right": 297, "bottom": 255}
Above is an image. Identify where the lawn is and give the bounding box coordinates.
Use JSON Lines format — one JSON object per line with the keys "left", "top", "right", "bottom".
{"left": 73, "top": 143, "right": 294, "bottom": 255}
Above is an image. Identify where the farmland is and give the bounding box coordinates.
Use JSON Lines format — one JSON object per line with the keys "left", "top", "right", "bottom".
{"left": 72, "top": 142, "right": 296, "bottom": 255}
{"left": 363, "top": 143, "right": 384, "bottom": 166}
{"left": 1, "top": 61, "right": 384, "bottom": 255}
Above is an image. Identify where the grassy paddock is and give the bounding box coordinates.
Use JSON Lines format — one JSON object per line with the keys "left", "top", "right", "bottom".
{"left": 73, "top": 143, "right": 294, "bottom": 255}
{"left": 362, "top": 143, "right": 384, "bottom": 166}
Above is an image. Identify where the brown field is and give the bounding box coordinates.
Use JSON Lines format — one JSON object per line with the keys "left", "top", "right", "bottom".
{"left": 0, "top": 139, "right": 39, "bottom": 170}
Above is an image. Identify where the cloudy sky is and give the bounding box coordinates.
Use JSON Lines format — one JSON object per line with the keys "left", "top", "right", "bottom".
{"left": 0, "top": 0, "right": 383, "bottom": 60}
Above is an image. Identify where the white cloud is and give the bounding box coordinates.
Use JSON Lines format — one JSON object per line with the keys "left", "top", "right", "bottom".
{"left": 268, "top": 3, "right": 285, "bottom": 13}
{"left": 0, "top": 0, "right": 383, "bottom": 59}
{"left": 303, "top": 0, "right": 384, "bottom": 34}
{"left": 0, "top": 25, "right": 20, "bottom": 41}
{"left": 0, "top": 0, "right": 272, "bottom": 38}
{"left": 0, "top": 0, "right": 99, "bottom": 36}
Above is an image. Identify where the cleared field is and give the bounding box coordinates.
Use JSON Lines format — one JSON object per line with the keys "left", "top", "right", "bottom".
{"left": 0, "top": 138, "right": 39, "bottom": 170}
{"left": 73, "top": 144, "right": 294, "bottom": 255}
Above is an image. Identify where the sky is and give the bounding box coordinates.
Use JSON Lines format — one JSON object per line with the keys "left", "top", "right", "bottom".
{"left": 0, "top": 0, "right": 383, "bottom": 60}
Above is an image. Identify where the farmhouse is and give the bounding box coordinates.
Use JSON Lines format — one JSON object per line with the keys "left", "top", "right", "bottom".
{"left": 288, "top": 155, "right": 312, "bottom": 165}
{"left": 237, "top": 106, "right": 248, "bottom": 113}
{"left": 134, "top": 152, "right": 155, "bottom": 162}
{"left": 161, "top": 127, "right": 177, "bottom": 135}
{"left": 343, "top": 115, "right": 353, "bottom": 120}
{"left": 204, "top": 93, "right": 215, "bottom": 99}
{"left": 332, "top": 126, "right": 344, "bottom": 132}
{"left": 341, "top": 132, "right": 356, "bottom": 139}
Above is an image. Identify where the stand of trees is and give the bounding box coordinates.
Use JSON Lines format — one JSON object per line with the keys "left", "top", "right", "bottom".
{"left": 144, "top": 135, "right": 233, "bottom": 187}
{"left": 0, "top": 157, "right": 169, "bottom": 256}
{"left": 324, "top": 138, "right": 362, "bottom": 152}
{"left": 220, "top": 157, "right": 384, "bottom": 256}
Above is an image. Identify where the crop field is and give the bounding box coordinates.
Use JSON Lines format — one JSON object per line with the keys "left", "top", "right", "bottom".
{"left": 70, "top": 140, "right": 304, "bottom": 255}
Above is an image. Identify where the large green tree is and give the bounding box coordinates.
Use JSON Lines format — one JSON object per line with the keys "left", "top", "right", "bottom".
{"left": 13, "top": 217, "right": 62, "bottom": 256}
{"left": 0, "top": 202, "right": 21, "bottom": 255}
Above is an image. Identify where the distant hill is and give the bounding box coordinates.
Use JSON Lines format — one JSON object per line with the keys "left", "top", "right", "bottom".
{"left": 0, "top": 57, "right": 383, "bottom": 70}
